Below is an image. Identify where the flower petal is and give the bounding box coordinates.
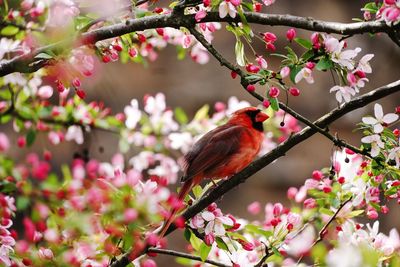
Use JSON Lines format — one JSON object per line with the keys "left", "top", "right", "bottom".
{"left": 362, "top": 117, "right": 378, "bottom": 125}
{"left": 382, "top": 113, "right": 399, "bottom": 124}
{"left": 213, "top": 221, "right": 226, "bottom": 236}
{"left": 373, "top": 123, "right": 384, "bottom": 134}
{"left": 218, "top": 2, "right": 228, "bottom": 18}
{"left": 201, "top": 211, "right": 215, "bottom": 221}
{"left": 374, "top": 103, "right": 383, "bottom": 120}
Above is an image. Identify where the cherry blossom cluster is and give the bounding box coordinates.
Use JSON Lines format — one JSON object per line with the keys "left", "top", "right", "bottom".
{"left": 0, "top": 194, "right": 16, "bottom": 266}
{"left": 363, "top": 0, "right": 400, "bottom": 25}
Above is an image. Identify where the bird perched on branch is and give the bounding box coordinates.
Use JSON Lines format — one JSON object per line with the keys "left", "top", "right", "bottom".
{"left": 158, "top": 106, "right": 269, "bottom": 237}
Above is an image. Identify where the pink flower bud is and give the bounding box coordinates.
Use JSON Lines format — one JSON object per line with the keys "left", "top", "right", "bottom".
{"left": 205, "top": 233, "right": 215, "bottom": 246}
{"left": 347, "top": 72, "right": 357, "bottom": 85}
{"left": 203, "top": 0, "right": 211, "bottom": 7}
{"left": 304, "top": 198, "right": 317, "bottom": 209}
{"left": 305, "top": 62, "right": 316, "bottom": 70}
{"left": 311, "top": 32, "right": 320, "bottom": 45}
{"left": 38, "top": 247, "right": 54, "bottom": 260}
{"left": 128, "top": 47, "right": 138, "bottom": 58}
{"left": 384, "top": 0, "right": 396, "bottom": 5}
{"left": 280, "top": 66, "right": 290, "bottom": 78}
{"left": 0, "top": 133, "right": 10, "bottom": 152}
{"left": 239, "top": 240, "right": 254, "bottom": 251}
{"left": 266, "top": 42, "right": 276, "bottom": 51}
{"left": 256, "top": 56, "right": 268, "bottom": 69}
{"left": 286, "top": 28, "right": 296, "bottom": 41}
{"left": 381, "top": 205, "right": 389, "bottom": 214}
{"left": 102, "top": 54, "right": 111, "bottom": 63}
{"left": 269, "top": 87, "right": 280, "bottom": 98}
{"left": 17, "top": 136, "right": 26, "bottom": 148}
{"left": 231, "top": 71, "right": 238, "bottom": 79}
{"left": 246, "top": 63, "right": 260, "bottom": 73}
{"left": 367, "top": 208, "right": 378, "bottom": 219}
{"left": 289, "top": 87, "right": 300, "bottom": 96}
{"left": 287, "top": 187, "right": 298, "bottom": 199}
{"left": 262, "top": 100, "right": 270, "bottom": 108}
{"left": 113, "top": 43, "right": 123, "bottom": 52}
{"left": 273, "top": 203, "right": 283, "bottom": 216}
{"left": 38, "top": 86, "right": 53, "bottom": 99}
{"left": 124, "top": 208, "right": 138, "bottom": 223}
{"left": 76, "top": 89, "right": 86, "bottom": 99}
{"left": 207, "top": 203, "right": 217, "bottom": 212}
{"left": 263, "top": 32, "right": 277, "bottom": 43}
{"left": 246, "top": 84, "right": 256, "bottom": 92}
{"left": 247, "top": 201, "right": 261, "bottom": 215}
{"left": 230, "top": 0, "right": 241, "bottom": 7}
{"left": 337, "top": 176, "right": 345, "bottom": 184}
{"left": 141, "top": 259, "right": 157, "bottom": 267}
{"left": 312, "top": 170, "right": 323, "bottom": 180}
{"left": 156, "top": 28, "right": 164, "bottom": 36}
{"left": 253, "top": 2, "right": 262, "bottom": 12}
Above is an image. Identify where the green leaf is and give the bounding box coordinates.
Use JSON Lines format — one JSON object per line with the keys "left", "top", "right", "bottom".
{"left": 235, "top": 40, "right": 245, "bottom": 67}
{"left": 194, "top": 105, "right": 209, "bottom": 121}
{"left": 176, "top": 45, "right": 186, "bottom": 60}
{"left": 199, "top": 243, "right": 211, "bottom": 261}
{"left": 26, "top": 130, "right": 36, "bottom": 146}
{"left": 348, "top": 209, "right": 364, "bottom": 218}
{"left": 184, "top": 228, "right": 191, "bottom": 242}
{"left": 294, "top": 37, "right": 312, "bottom": 49}
{"left": 34, "top": 52, "right": 53, "bottom": 60}
{"left": 17, "top": 196, "right": 30, "bottom": 210}
{"left": 0, "top": 115, "right": 11, "bottom": 124}
{"left": 269, "top": 97, "right": 279, "bottom": 111}
{"left": 191, "top": 184, "right": 201, "bottom": 198}
{"left": 289, "top": 65, "right": 302, "bottom": 84}
{"left": 272, "top": 246, "right": 282, "bottom": 257}
{"left": 319, "top": 207, "right": 334, "bottom": 216}
{"left": 189, "top": 233, "right": 202, "bottom": 251}
{"left": 0, "top": 182, "right": 16, "bottom": 193}
{"left": 0, "top": 89, "right": 11, "bottom": 100}
{"left": 174, "top": 107, "right": 188, "bottom": 124}
{"left": 316, "top": 57, "right": 333, "bottom": 71}
{"left": 1, "top": 25, "right": 19, "bottom": 36}
{"left": 245, "top": 224, "right": 273, "bottom": 237}
{"left": 215, "top": 237, "right": 229, "bottom": 251}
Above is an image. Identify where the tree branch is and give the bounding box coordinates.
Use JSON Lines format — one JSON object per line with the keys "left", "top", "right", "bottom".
{"left": 296, "top": 197, "right": 352, "bottom": 264}
{"left": 110, "top": 80, "right": 400, "bottom": 267}
{"left": 147, "top": 248, "right": 230, "bottom": 267}
{"left": 1, "top": 11, "right": 398, "bottom": 77}
{"left": 189, "top": 27, "right": 374, "bottom": 160}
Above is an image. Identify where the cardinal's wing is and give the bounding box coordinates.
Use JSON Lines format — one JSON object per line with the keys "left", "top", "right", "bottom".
{"left": 181, "top": 124, "right": 245, "bottom": 183}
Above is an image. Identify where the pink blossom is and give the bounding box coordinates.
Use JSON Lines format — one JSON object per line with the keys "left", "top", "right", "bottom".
{"left": 219, "top": 1, "right": 237, "bottom": 18}
{"left": 262, "top": 0, "right": 275, "bottom": 6}
{"left": 247, "top": 201, "right": 261, "bottom": 215}
{"left": 256, "top": 56, "right": 268, "bottom": 69}
{"left": 286, "top": 28, "right": 296, "bottom": 41}
{"left": 304, "top": 198, "right": 317, "bottom": 209}
{"left": 280, "top": 66, "right": 290, "bottom": 78}
{"left": 124, "top": 208, "right": 138, "bottom": 223}
{"left": 0, "top": 133, "right": 10, "bottom": 152}
{"left": 38, "top": 247, "right": 54, "bottom": 260}
{"left": 294, "top": 67, "right": 314, "bottom": 84}
{"left": 142, "top": 259, "right": 157, "bottom": 267}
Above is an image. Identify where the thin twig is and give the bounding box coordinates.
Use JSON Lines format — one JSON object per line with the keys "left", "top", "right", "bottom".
{"left": 296, "top": 197, "right": 352, "bottom": 264}
{"left": 189, "top": 27, "right": 373, "bottom": 160}
{"left": 110, "top": 80, "right": 400, "bottom": 267}
{"left": 1, "top": 11, "right": 398, "bottom": 77}
{"left": 254, "top": 242, "right": 271, "bottom": 267}
{"left": 147, "top": 247, "right": 230, "bottom": 267}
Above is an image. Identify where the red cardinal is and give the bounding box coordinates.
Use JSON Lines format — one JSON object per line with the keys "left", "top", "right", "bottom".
{"left": 158, "top": 107, "right": 269, "bottom": 237}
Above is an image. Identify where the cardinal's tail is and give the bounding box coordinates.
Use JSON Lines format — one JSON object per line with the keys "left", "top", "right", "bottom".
{"left": 158, "top": 180, "right": 193, "bottom": 238}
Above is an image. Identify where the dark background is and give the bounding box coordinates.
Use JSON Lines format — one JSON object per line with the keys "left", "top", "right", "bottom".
{"left": 2, "top": 1, "right": 400, "bottom": 265}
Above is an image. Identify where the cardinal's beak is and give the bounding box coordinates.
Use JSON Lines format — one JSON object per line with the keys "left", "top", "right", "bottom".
{"left": 255, "top": 111, "right": 269, "bottom": 122}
